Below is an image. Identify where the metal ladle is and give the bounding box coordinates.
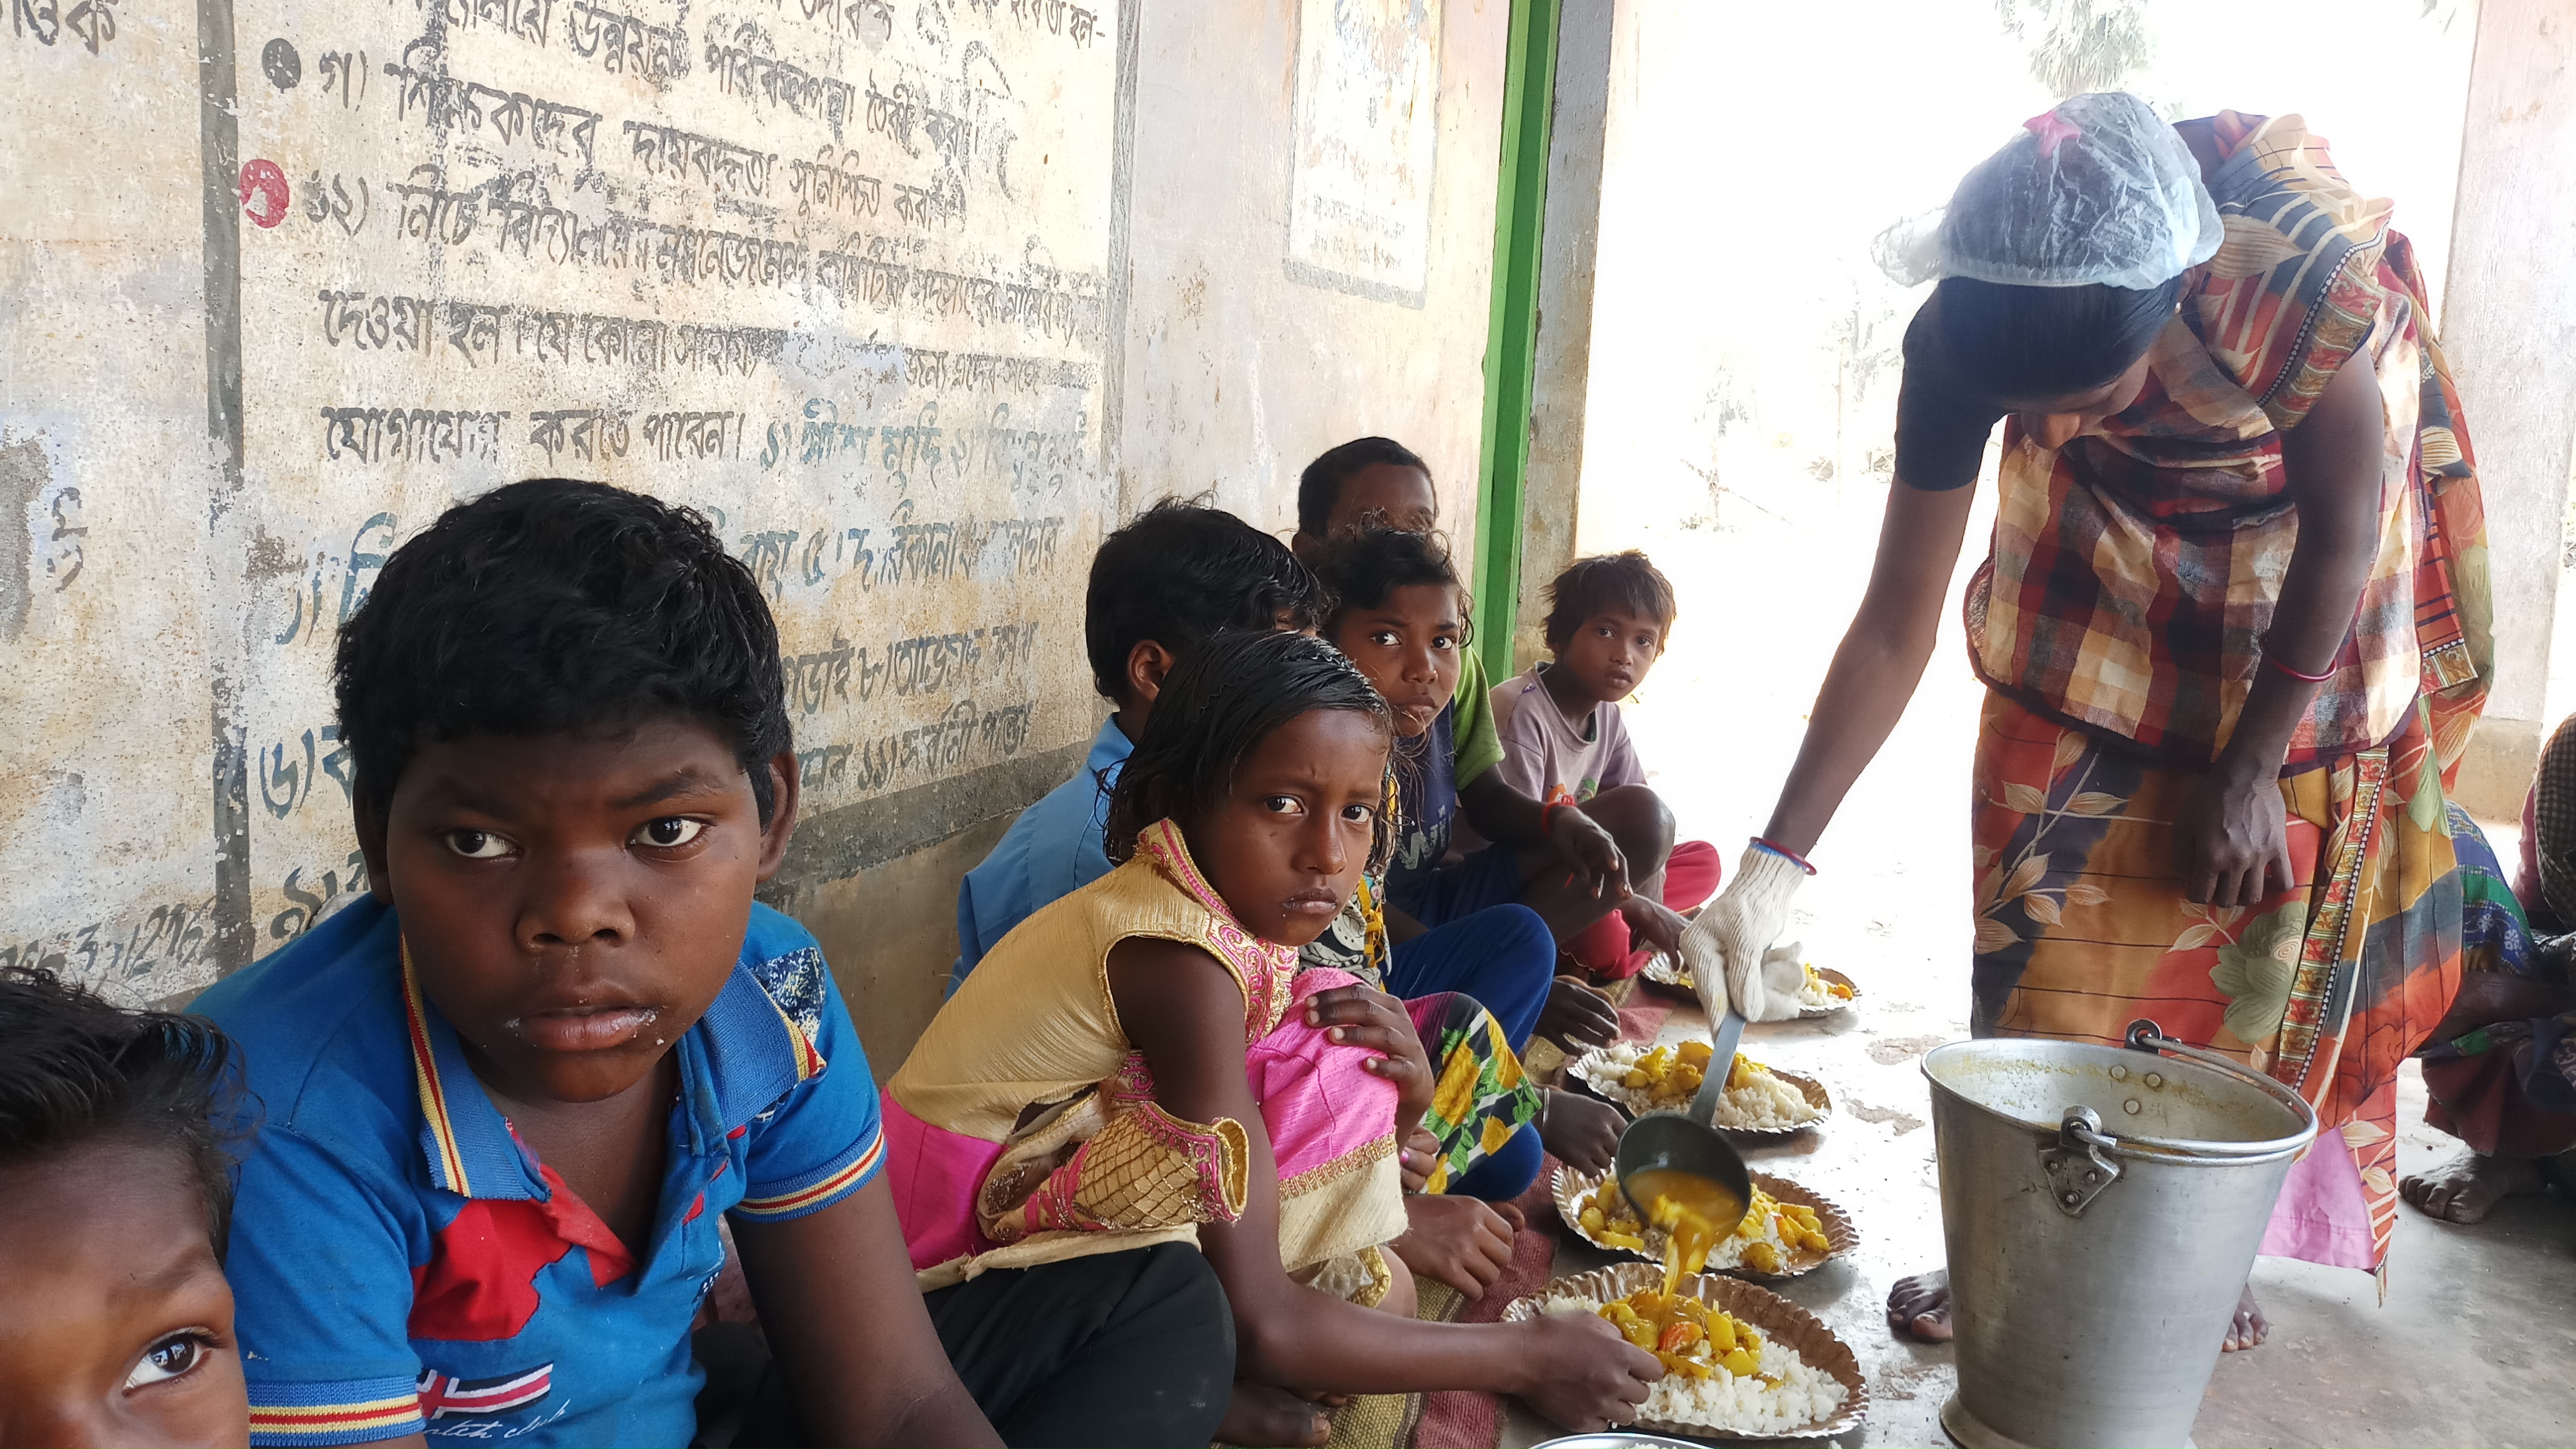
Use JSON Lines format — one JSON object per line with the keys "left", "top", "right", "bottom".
{"left": 1614, "top": 1002, "right": 1754, "bottom": 1223}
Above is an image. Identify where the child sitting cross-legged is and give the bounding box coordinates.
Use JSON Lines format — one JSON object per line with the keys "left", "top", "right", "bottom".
{"left": 1302, "top": 530, "right": 1660, "bottom": 1174}
{"left": 193, "top": 479, "right": 1229, "bottom": 1448}
{"left": 0, "top": 968, "right": 253, "bottom": 1449}
{"left": 887, "top": 630, "right": 1660, "bottom": 1448}
{"left": 1496, "top": 550, "right": 1723, "bottom": 980}
{"left": 1293, "top": 439, "right": 1677, "bottom": 1046}
{"left": 945, "top": 498, "right": 1573, "bottom": 1302}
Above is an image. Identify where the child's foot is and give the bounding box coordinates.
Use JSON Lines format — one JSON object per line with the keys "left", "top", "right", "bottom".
{"left": 1217, "top": 1381, "right": 1330, "bottom": 1447}
{"left": 1538, "top": 1088, "right": 1624, "bottom": 1175}
{"left": 2401, "top": 1148, "right": 2545, "bottom": 1223}
{"left": 1885, "top": 1267, "right": 1953, "bottom": 1341}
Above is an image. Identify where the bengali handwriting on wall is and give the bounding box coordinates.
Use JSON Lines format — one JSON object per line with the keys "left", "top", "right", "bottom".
{"left": 196, "top": 0, "right": 1124, "bottom": 981}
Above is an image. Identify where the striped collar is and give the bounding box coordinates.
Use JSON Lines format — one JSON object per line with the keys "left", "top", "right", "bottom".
{"left": 398, "top": 937, "right": 830, "bottom": 1200}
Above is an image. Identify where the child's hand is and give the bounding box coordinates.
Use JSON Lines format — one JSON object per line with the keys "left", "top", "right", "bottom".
{"left": 1511, "top": 1312, "right": 1661, "bottom": 1432}
{"left": 1546, "top": 807, "right": 1631, "bottom": 902}
{"left": 1538, "top": 974, "right": 1620, "bottom": 1049}
{"left": 1620, "top": 896, "right": 1689, "bottom": 956}
{"left": 1390, "top": 1194, "right": 1517, "bottom": 1298}
{"left": 1398, "top": 1125, "right": 1444, "bottom": 1191}
{"left": 1536, "top": 1087, "right": 1623, "bottom": 1175}
{"left": 1304, "top": 985, "right": 1434, "bottom": 1128}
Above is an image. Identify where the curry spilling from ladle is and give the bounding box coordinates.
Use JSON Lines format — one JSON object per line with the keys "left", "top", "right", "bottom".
{"left": 1614, "top": 1005, "right": 1757, "bottom": 1292}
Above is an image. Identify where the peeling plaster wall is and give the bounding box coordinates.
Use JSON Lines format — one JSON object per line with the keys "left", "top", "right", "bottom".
{"left": 1, "top": 0, "right": 1503, "bottom": 1072}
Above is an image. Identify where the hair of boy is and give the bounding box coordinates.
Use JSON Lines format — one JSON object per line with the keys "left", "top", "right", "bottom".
{"left": 1103, "top": 628, "right": 1395, "bottom": 873}
{"left": 1541, "top": 549, "right": 1678, "bottom": 653}
{"left": 1083, "top": 499, "right": 1331, "bottom": 703}
{"left": 1295, "top": 436, "right": 1431, "bottom": 539}
{"left": 335, "top": 478, "right": 794, "bottom": 826}
{"left": 0, "top": 966, "right": 250, "bottom": 1254}
{"left": 1303, "top": 526, "right": 1475, "bottom": 648}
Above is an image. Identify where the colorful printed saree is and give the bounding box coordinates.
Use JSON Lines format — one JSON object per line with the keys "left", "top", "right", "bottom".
{"left": 1963, "top": 114, "right": 2489, "bottom": 1278}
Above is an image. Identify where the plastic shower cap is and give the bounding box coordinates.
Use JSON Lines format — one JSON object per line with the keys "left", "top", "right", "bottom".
{"left": 1876, "top": 92, "right": 2221, "bottom": 291}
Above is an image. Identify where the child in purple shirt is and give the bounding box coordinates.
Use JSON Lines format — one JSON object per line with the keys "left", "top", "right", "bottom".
{"left": 1492, "top": 551, "right": 1720, "bottom": 978}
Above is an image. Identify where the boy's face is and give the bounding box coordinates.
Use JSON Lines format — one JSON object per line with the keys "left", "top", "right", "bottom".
{"left": 1298, "top": 463, "right": 1437, "bottom": 550}
{"left": 1555, "top": 608, "right": 1666, "bottom": 703}
{"left": 1330, "top": 582, "right": 1463, "bottom": 738}
{"left": 0, "top": 1141, "right": 248, "bottom": 1448}
{"left": 1191, "top": 708, "right": 1390, "bottom": 947}
{"left": 361, "top": 718, "right": 799, "bottom": 1108}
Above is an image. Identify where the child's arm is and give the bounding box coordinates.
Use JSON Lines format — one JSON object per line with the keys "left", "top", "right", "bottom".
{"left": 1382, "top": 903, "right": 1428, "bottom": 945}
{"left": 1107, "top": 937, "right": 1661, "bottom": 1424}
{"left": 1457, "top": 771, "right": 1627, "bottom": 902}
{"left": 731, "top": 1179, "right": 1003, "bottom": 1447}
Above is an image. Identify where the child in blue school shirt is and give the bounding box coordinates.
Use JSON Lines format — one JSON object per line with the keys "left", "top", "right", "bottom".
{"left": 947, "top": 499, "right": 1333, "bottom": 989}
{"left": 195, "top": 480, "right": 1230, "bottom": 1449}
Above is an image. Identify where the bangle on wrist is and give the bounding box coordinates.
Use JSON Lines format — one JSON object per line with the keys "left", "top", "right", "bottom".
{"left": 2259, "top": 632, "right": 2338, "bottom": 683}
{"left": 1750, "top": 836, "right": 1817, "bottom": 876}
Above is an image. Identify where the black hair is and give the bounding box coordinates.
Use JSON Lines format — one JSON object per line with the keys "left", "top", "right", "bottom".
{"left": 1928, "top": 274, "right": 2184, "bottom": 406}
{"left": 1084, "top": 499, "right": 1330, "bottom": 705}
{"left": 1103, "top": 629, "right": 1394, "bottom": 872}
{"left": 1304, "top": 527, "right": 1473, "bottom": 646}
{"left": 1543, "top": 550, "right": 1677, "bottom": 653}
{"left": 335, "top": 479, "right": 793, "bottom": 826}
{"left": 1295, "top": 436, "right": 1432, "bottom": 540}
{"left": 0, "top": 967, "right": 251, "bottom": 1255}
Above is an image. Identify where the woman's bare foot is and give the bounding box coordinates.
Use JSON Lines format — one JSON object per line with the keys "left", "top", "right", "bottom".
{"left": 1885, "top": 1267, "right": 1953, "bottom": 1341}
{"left": 2401, "top": 1148, "right": 2545, "bottom": 1224}
{"left": 1216, "top": 1382, "right": 1329, "bottom": 1448}
{"left": 1890, "top": 1269, "right": 2267, "bottom": 1352}
{"left": 2222, "top": 1284, "right": 2267, "bottom": 1352}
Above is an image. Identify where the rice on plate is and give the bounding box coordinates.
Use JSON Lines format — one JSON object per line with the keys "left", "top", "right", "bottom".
{"left": 1570, "top": 1043, "right": 1826, "bottom": 1131}
{"left": 1507, "top": 1267, "right": 1866, "bottom": 1438}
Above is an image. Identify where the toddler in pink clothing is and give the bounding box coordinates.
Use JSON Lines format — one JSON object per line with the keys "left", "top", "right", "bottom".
{"left": 1491, "top": 550, "right": 1719, "bottom": 978}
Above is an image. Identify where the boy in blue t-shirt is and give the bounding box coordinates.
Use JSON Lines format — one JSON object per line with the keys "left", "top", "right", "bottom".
{"left": 947, "top": 499, "right": 1330, "bottom": 990}
{"left": 196, "top": 480, "right": 1229, "bottom": 1448}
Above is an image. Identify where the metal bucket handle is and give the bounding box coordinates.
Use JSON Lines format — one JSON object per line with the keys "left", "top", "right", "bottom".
{"left": 2123, "top": 1017, "right": 2277, "bottom": 1090}
{"left": 2034, "top": 1018, "right": 2307, "bottom": 1218}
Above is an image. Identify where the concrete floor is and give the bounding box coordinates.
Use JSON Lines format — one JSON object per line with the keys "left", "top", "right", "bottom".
{"left": 1495, "top": 474, "right": 2576, "bottom": 1445}
{"left": 1496, "top": 826, "right": 2576, "bottom": 1448}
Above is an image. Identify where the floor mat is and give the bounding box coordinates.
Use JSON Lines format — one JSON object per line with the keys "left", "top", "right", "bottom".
{"left": 1409, "top": 1162, "right": 1569, "bottom": 1448}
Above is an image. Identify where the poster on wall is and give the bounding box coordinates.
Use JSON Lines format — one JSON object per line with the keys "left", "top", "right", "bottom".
{"left": 1285, "top": 0, "right": 1440, "bottom": 308}
{"left": 2, "top": 0, "right": 1123, "bottom": 1000}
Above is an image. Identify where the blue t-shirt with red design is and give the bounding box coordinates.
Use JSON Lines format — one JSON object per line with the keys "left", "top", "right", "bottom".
{"left": 194, "top": 895, "right": 883, "bottom": 1447}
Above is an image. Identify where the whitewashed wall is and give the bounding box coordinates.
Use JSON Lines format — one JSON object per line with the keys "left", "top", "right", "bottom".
{"left": 1, "top": 0, "right": 1508, "bottom": 1073}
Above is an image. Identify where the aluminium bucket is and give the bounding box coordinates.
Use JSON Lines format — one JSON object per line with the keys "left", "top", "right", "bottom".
{"left": 1923, "top": 1020, "right": 2317, "bottom": 1448}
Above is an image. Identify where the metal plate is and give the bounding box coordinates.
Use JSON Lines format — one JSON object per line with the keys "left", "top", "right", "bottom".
{"left": 1550, "top": 1166, "right": 1861, "bottom": 1280}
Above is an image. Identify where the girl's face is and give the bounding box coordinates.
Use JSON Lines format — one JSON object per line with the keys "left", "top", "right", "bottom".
{"left": 1331, "top": 583, "right": 1462, "bottom": 739}
{"left": 1189, "top": 708, "right": 1391, "bottom": 948}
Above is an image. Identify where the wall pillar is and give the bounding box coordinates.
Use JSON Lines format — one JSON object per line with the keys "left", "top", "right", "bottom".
{"left": 1510, "top": 0, "right": 1614, "bottom": 671}
{"left": 2443, "top": 0, "right": 2576, "bottom": 819}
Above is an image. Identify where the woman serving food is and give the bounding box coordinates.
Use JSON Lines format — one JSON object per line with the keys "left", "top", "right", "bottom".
{"left": 1679, "top": 93, "right": 2490, "bottom": 1348}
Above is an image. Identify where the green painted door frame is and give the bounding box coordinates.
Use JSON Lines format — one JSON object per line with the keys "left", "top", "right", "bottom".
{"left": 1472, "top": 0, "right": 1560, "bottom": 684}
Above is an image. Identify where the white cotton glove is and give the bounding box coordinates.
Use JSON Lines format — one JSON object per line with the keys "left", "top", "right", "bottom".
{"left": 1759, "top": 941, "right": 1812, "bottom": 1022}
{"left": 1680, "top": 844, "right": 1808, "bottom": 1024}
